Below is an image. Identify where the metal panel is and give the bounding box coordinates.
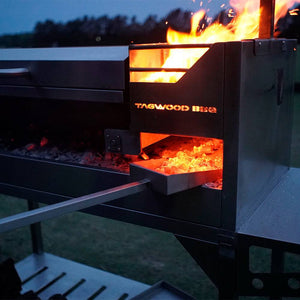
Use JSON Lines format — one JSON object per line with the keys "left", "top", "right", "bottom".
{"left": 0, "top": 46, "right": 129, "bottom": 93}
{"left": 105, "top": 128, "right": 141, "bottom": 154}
{"left": 0, "top": 96, "right": 130, "bottom": 136}
{"left": 221, "top": 39, "right": 296, "bottom": 230}
{"left": 130, "top": 159, "right": 222, "bottom": 195}
{"left": 235, "top": 39, "right": 296, "bottom": 228}
{"left": 107, "top": 185, "right": 222, "bottom": 227}
{"left": 0, "top": 154, "right": 129, "bottom": 197}
{"left": 238, "top": 168, "right": 300, "bottom": 245}
{"left": 130, "top": 43, "right": 224, "bottom": 138}
{"left": 220, "top": 41, "right": 242, "bottom": 231}
{"left": 0, "top": 46, "right": 128, "bottom": 61}
{"left": 0, "top": 86, "right": 124, "bottom": 103}
{"left": 0, "top": 60, "right": 127, "bottom": 90}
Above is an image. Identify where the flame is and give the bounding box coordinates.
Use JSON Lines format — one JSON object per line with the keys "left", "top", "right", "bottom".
{"left": 131, "top": 0, "right": 300, "bottom": 83}
{"left": 289, "top": 8, "right": 299, "bottom": 14}
{"left": 130, "top": 0, "right": 299, "bottom": 189}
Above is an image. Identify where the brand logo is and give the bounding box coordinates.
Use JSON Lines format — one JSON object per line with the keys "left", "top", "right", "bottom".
{"left": 134, "top": 103, "right": 217, "bottom": 114}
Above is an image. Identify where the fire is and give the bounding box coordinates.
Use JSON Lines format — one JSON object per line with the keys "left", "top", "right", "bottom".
{"left": 155, "top": 138, "right": 223, "bottom": 175}
{"left": 130, "top": 0, "right": 300, "bottom": 83}
{"left": 130, "top": 0, "right": 299, "bottom": 189}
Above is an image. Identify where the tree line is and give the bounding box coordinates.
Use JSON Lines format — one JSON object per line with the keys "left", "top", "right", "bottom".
{"left": 0, "top": 7, "right": 299, "bottom": 48}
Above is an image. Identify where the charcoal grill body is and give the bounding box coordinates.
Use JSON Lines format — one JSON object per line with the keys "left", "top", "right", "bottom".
{"left": 130, "top": 39, "right": 296, "bottom": 230}
{"left": 0, "top": 40, "right": 299, "bottom": 299}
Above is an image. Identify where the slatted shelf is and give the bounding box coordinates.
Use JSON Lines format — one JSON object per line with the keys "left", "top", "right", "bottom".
{"left": 15, "top": 253, "right": 149, "bottom": 300}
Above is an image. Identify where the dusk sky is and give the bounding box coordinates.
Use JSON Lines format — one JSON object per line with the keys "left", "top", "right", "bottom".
{"left": 0, "top": 0, "right": 228, "bottom": 35}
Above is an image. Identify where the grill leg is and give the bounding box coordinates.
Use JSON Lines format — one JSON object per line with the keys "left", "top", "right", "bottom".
{"left": 269, "top": 249, "right": 284, "bottom": 300}
{"left": 27, "top": 200, "right": 43, "bottom": 254}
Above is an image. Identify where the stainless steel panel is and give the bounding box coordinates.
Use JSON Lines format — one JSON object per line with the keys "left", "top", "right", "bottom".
{"left": 0, "top": 154, "right": 129, "bottom": 197}
{"left": 0, "top": 46, "right": 129, "bottom": 92}
{"left": 221, "top": 39, "right": 296, "bottom": 230}
{"left": 238, "top": 168, "right": 300, "bottom": 245}
{"left": 130, "top": 43, "right": 224, "bottom": 138}
{"left": 0, "top": 86, "right": 124, "bottom": 103}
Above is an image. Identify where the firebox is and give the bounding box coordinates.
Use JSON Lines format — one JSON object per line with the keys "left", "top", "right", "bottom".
{"left": 129, "top": 39, "right": 296, "bottom": 229}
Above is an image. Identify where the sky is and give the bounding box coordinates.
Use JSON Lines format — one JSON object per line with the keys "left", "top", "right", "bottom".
{"left": 0, "top": 0, "right": 228, "bottom": 35}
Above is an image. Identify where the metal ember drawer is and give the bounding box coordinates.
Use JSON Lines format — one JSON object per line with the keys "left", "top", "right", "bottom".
{"left": 0, "top": 46, "right": 129, "bottom": 103}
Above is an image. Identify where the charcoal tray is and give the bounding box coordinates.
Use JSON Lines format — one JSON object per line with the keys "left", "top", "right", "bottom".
{"left": 130, "top": 159, "right": 222, "bottom": 195}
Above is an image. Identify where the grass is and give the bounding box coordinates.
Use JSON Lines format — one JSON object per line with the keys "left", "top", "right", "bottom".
{"left": 0, "top": 196, "right": 217, "bottom": 299}
{"left": 0, "top": 89, "right": 299, "bottom": 300}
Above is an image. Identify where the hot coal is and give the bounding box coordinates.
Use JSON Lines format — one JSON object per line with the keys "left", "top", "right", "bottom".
{"left": 0, "top": 130, "right": 222, "bottom": 188}
{"left": 0, "top": 131, "right": 138, "bottom": 173}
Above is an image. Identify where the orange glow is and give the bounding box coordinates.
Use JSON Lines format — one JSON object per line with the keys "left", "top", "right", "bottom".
{"left": 289, "top": 8, "right": 299, "bottom": 15}
{"left": 155, "top": 138, "right": 223, "bottom": 175}
{"left": 140, "top": 132, "right": 169, "bottom": 149}
{"left": 130, "top": 0, "right": 300, "bottom": 83}
{"left": 134, "top": 102, "right": 217, "bottom": 113}
{"left": 130, "top": 0, "right": 299, "bottom": 189}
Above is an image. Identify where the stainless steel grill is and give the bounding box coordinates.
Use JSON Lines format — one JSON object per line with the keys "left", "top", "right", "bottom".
{"left": 0, "top": 28, "right": 299, "bottom": 300}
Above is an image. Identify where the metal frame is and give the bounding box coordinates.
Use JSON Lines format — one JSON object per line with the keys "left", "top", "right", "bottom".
{"left": 259, "top": 0, "right": 276, "bottom": 38}
{"left": 1, "top": 168, "right": 299, "bottom": 299}
{"left": 0, "top": 180, "right": 149, "bottom": 233}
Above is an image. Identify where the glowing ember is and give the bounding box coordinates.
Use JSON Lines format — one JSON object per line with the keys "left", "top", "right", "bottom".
{"left": 150, "top": 137, "right": 223, "bottom": 175}
{"left": 203, "top": 178, "right": 223, "bottom": 190}
{"left": 131, "top": 0, "right": 300, "bottom": 83}
{"left": 40, "top": 137, "right": 48, "bottom": 147}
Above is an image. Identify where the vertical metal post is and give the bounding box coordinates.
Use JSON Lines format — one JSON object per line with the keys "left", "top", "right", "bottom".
{"left": 218, "top": 234, "right": 238, "bottom": 300}
{"left": 259, "top": 0, "right": 275, "bottom": 38}
{"left": 269, "top": 249, "right": 284, "bottom": 300}
{"left": 27, "top": 200, "right": 44, "bottom": 254}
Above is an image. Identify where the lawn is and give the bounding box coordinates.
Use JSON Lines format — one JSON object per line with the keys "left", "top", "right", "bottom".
{"left": 0, "top": 196, "right": 218, "bottom": 300}
{"left": 0, "top": 89, "right": 299, "bottom": 300}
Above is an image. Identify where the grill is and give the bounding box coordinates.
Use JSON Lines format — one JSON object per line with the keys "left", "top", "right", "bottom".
{"left": 0, "top": 39, "right": 296, "bottom": 227}
{"left": 0, "top": 4, "right": 300, "bottom": 298}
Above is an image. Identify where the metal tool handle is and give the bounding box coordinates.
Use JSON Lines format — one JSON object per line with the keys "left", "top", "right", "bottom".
{"left": 0, "top": 67, "right": 30, "bottom": 78}
{"left": 0, "top": 179, "right": 150, "bottom": 233}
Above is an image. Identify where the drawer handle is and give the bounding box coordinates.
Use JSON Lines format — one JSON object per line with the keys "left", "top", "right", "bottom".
{"left": 0, "top": 68, "right": 30, "bottom": 78}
